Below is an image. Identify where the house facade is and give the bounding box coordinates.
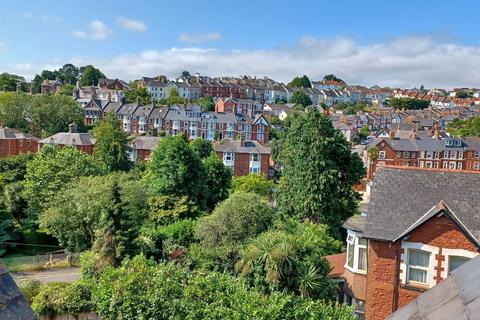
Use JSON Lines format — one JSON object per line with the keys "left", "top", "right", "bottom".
{"left": 0, "top": 128, "right": 38, "bottom": 157}
{"left": 38, "top": 123, "right": 96, "bottom": 154}
{"left": 215, "top": 140, "right": 271, "bottom": 177}
{"left": 41, "top": 79, "right": 63, "bottom": 94}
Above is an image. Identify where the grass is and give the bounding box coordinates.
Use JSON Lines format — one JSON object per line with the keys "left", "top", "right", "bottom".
{"left": 5, "top": 258, "right": 80, "bottom": 273}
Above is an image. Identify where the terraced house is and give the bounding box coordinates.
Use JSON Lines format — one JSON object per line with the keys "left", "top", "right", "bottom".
{"left": 335, "top": 167, "right": 480, "bottom": 320}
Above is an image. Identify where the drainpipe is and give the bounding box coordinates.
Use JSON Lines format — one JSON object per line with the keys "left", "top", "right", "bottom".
{"left": 391, "top": 241, "right": 400, "bottom": 313}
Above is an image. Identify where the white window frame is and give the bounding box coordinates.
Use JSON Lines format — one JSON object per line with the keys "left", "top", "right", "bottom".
{"left": 440, "top": 248, "right": 478, "bottom": 279}
{"left": 344, "top": 231, "right": 367, "bottom": 274}
{"left": 378, "top": 151, "right": 386, "bottom": 160}
{"left": 474, "top": 162, "right": 480, "bottom": 170}
{"left": 400, "top": 242, "right": 438, "bottom": 288}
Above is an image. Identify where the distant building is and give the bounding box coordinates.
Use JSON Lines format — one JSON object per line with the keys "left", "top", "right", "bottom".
{"left": 215, "top": 140, "right": 271, "bottom": 177}
{"left": 41, "top": 79, "right": 63, "bottom": 94}
{"left": 312, "top": 80, "right": 345, "bottom": 91}
{"left": 0, "top": 128, "right": 38, "bottom": 157}
{"left": 39, "top": 123, "right": 96, "bottom": 154}
{"left": 129, "top": 136, "right": 159, "bottom": 161}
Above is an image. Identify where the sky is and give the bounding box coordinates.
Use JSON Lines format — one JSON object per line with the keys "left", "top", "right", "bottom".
{"left": 1, "top": 0, "right": 480, "bottom": 88}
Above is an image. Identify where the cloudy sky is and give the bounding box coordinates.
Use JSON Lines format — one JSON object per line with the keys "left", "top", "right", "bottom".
{"left": 1, "top": 0, "right": 480, "bottom": 88}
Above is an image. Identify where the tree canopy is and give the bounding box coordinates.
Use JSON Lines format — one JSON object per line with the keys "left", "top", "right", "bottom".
{"left": 231, "top": 173, "right": 273, "bottom": 198}
{"left": 289, "top": 91, "right": 313, "bottom": 107}
{"left": 124, "top": 81, "right": 152, "bottom": 105}
{"left": 79, "top": 65, "right": 106, "bottom": 86}
{"left": 447, "top": 116, "right": 480, "bottom": 137}
{"left": 275, "top": 108, "right": 365, "bottom": 236}
{"left": 288, "top": 75, "right": 311, "bottom": 88}
{"left": 386, "top": 98, "right": 430, "bottom": 110}
{"left": 323, "top": 74, "right": 344, "bottom": 83}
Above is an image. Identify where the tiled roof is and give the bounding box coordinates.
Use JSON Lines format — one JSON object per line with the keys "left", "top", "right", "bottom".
{"left": 214, "top": 140, "right": 271, "bottom": 154}
{"left": 325, "top": 253, "right": 346, "bottom": 278}
{"left": 0, "top": 128, "right": 37, "bottom": 140}
{"left": 363, "top": 167, "right": 480, "bottom": 244}
{"left": 39, "top": 132, "right": 96, "bottom": 146}
{"left": 130, "top": 136, "right": 160, "bottom": 150}
{"left": 388, "top": 255, "right": 480, "bottom": 320}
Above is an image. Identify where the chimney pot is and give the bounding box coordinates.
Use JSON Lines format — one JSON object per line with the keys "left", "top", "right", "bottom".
{"left": 68, "top": 123, "right": 78, "bottom": 133}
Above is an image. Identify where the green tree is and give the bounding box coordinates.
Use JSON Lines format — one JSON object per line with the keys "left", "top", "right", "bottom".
{"left": 79, "top": 65, "right": 106, "bottom": 86}
{"left": 203, "top": 155, "right": 232, "bottom": 211}
{"left": 144, "top": 135, "right": 205, "bottom": 208}
{"left": 195, "top": 192, "right": 275, "bottom": 248}
{"left": 0, "top": 73, "right": 27, "bottom": 92}
{"left": 23, "top": 145, "right": 103, "bottom": 224}
{"left": 323, "top": 74, "right": 344, "bottom": 83}
{"left": 276, "top": 108, "right": 365, "bottom": 236}
{"left": 124, "top": 81, "right": 152, "bottom": 105}
{"left": 0, "top": 92, "right": 31, "bottom": 130}
{"left": 0, "top": 152, "right": 33, "bottom": 183}
{"left": 56, "top": 84, "right": 75, "bottom": 96}
{"left": 147, "top": 195, "right": 200, "bottom": 225}
{"left": 167, "top": 88, "right": 186, "bottom": 105}
{"left": 231, "top": 173, "right": 273, "bottom": 198}
{"left": 289, "top": 91, "right": 312, "bottom": 107}
{"left": 196, "top": 96, "right": 215, "bottom": 111}
{"left": 359, "top": 125, "right": 370, "bottom": 140}
{"left": 288, "top": 75, "right": 311, "bottom": 88}
{"left": 58, "top": 64, "right": 79, "bottom": 85}
{"left": 93, "top": 113, "right": 132, "bottom": 172}
{"left": 447, "top": 116, "right": 480, "bottom": 137}
{"left": 191, "top": 138, "right": 214, "bottom": 159}
{"left": 386, "top": 98, "right": 430, "bottom": 110}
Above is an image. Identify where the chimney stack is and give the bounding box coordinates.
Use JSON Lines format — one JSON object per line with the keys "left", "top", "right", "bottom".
{"left": 389, "top": 130, "right": 396, "bottom": 139}
{"left": 68, "top": 123, "right": 78, "bottom": 133}
{"left": 433, "top": 122, "right": 439, "bottom": 140}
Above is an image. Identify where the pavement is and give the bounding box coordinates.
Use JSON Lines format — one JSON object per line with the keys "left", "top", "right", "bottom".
{"left": 13, "top": 267, "right": 81, "bottom": 283}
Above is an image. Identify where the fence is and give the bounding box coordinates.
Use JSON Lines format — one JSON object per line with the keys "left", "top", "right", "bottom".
{"left": 2, "top": 252, "right": 80, "bottom": 272}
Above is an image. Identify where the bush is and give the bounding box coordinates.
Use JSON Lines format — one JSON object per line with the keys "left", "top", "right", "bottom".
{"left": 19, "top": 279, "right": 42, "bottom": 304}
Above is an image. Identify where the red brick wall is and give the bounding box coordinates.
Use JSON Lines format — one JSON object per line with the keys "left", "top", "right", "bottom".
{"left": 216, "top": 151, "right": 270, "bottom": 177}
{"left": 0, "top": 139, "right": 38, "bottom": 157}
{"left": 365, "top": 215, "right": 478, "bottom": 320}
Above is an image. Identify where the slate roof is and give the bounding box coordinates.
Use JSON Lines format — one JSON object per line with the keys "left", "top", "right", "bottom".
{"left": 363, "top": 167, "right": 480, "bottom": 244}
{"left": 39, "top": 132, "right": 96, "bottom": 146}
{"left": 343, "top": 215, "right": 366, "bottom": 233}
{"left": 0, "top": 261, "right": 36, "bottom": 319}
{"left": 214, "top": 140, "right": 271, "bottom": 154}
{"left": 0, "top": 128, "right": 37, "bottom": 140}
{"left": 130, "top": 136, "right": 160, "bottom": 150}
{"left": 388, "top": 255, "right": 480, "bottom": 320}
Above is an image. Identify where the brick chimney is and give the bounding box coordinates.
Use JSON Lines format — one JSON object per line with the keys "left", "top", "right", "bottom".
{"left": 433, "top": 122, "right": 439, "bottom": 140}
{"left": 389, "top": 130, "right": 396, "bottom": 139}
{"left": 91, "top": 86, "right": 97, "bottom": 99}
{"left": 68, "top": 123, "right": 78, "bottom": 133}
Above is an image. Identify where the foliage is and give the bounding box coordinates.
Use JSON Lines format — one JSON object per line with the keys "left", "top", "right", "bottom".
{"left": 359, "top": 125, "right": 370, "bottom": 139}
{"left": 0, "top": 219, "right": 14, "bottom": 255}
{"left": 56, "top": 83, "right": 75, "bottom": 96}
{"left": 23, "top": 145, "right": 104, "bottom": 225}
{"left": 386, "top": 97, "right": 430, "bottom": 110}
{"left": 4, "top": 181, "right": 28, "bottom": 222}
{"left": 144, "top": 135, "right": 206, "bottom": 208}
{"left": 203, "top": 154, "right": 232, "bottom": 211}
{"left": 367, "top": 147, "right": 379, "bottom": 161}
{"left": 31, "top": 280, "right": 94, "bottom": 317}
{"left": 79, "top": 65, "right": 106, "bottom": 86}
{"left": 323, "top": 74, "right": 344, "bottom": 83}
{"left": 92, "top": 255, "right": 354, "bottom": 320}
{"left": 186, "top": 243, "right": 240, "bottom": 272}
{"left": 195, "top": 192, "right": 275, "bottom": 248}
{"left": 124, "top": 81, "right": 152, "bottom": 105}
{"left": 167, "top": 88, "right": 186, "bottom": 105}
{"left": 93, "top": 113, "right": 132, "bottom": 172}
{"left": 0, "top": 72, "right": 27, "bottom": 92}
{"left": 289, "top": 91, "right": 313, "bottom": 107}
{"left": 231, "top": 173, "right": 273, "bottom": 198}
{"left": 19, "top": 279, "right": 42, "bottom": 304}
{"left": 148, "top": 194, "right": 200, "bottom": 225}
{"left": 446, "top": 116, "right": 480, "bottom": 137}
{"left": 191, "top": 137, "right": 214, "bottom": 159}
{"left": 236, "top": 220, "right": 341, "bottom": 299}
{"left": 337, "top": 102, "right": 366, "bottom": 115}
{"left": 275, "top": 108, "right": 365, "bottom": 237}
{"left": 0, "top": 152, "right": 33, "bottom": 183}
{"left": 288, "top": 75, "right": 311, "bottom": 88}
{"left": 196, "top": 96, "right": 215, "bottom": 111}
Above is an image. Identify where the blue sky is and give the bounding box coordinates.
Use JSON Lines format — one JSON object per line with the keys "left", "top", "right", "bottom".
{"left": 1, "top": 0, "right": 480, "bottom": 88}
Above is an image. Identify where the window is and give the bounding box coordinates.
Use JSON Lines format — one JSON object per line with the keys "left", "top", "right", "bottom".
{"left": 411, "top": 152, "right": 416, "bottom": 159}
{"left": 397, "top": 151, "right": 401, "bottom": 158}
{"left": 443, "top": 161, "right": 448, "bottom": 169}
{"left": 475, "top": 151, "right": 480, "bottom": 158}
{"left": 251, "top": 153, "right": 259, "bottom": 162}
{"left": 449, "top": 256, "right": 470, "bottom": 273}
{"left": 457, "top": 162, "right": 463, "bottom": 170}
{"left": 378, "top": 151, "right": 386, "bottom": 159}
{"left": 347, "top": 234, "right": 355, "bottom": 269}
{"left": 346, "top": 233, "right": 367, "bottom": 273}
{"left": 224, "top": 152, "right": 234, "bottom": 162}
{"left": 357, "top": 239, "right": 367, "bottom": 272}
{"left": 449, "top": 162, "right": 456, "bottom": 170}
{"left": 474, "top": 162, "right": 480, "bottom": 170}
{"left": 407, "top": 249, "right": 430, "bottom": 285}
{"left": 444, "top": 151, "right": 449, "bottom": 159}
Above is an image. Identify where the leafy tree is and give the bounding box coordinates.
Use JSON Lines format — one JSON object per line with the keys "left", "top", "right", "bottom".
{"left": 367, "top": 147, "right": 379, "bottom": 161}
{"left": 56, "top": 84, "right": 75, "bottom": 96}
{"left": 93, "top": 113, "right": 132, "bottom": 172}
{"left": 58, "top": 64, "right": 79, "bottom": 85}
{"left": 337, "top": 102, "right": 366, "bottom": 115}
{"left": 195, "top": 192, "right": 275, "bottom": 248}
{"left": 147, "top": 195, "right": 200, "bottom": 225}
{"left": 386, "top": 98, "right": 430, "bottom": 110}
{"left": 191, "top": 138, "right": 213, "bottom": 159}
{"left": 144, "top": 135, "right": 205, "bottom": 208}
{"left": 289, "top": 91, "right": 312, "bottom": 107}
{"left": 0, "top": 92, "right": 31, "bottom": 130}
{"left": 167, "top": 88, "right": 186, "bottom": 105}
{"left": 79, "top": 65, "right": 106, "bottom": 86}
{"left": 0, "top": 219, "right": 14, "bottom": 255}
{"left": 323, "top": 74, "right": 344, "bottom": 83}
{"left": 124, "top": 81, "right": 152, "bottom": 105}
{"left": 0, "top": 152, "right": 33, "bottom": 183}
{"left": 359, "top": 125, "right": 370, "bottom": 140}
{"left": 181, "top": 70, "right": 191, "bottom": 78}
{"left": 288, "top": 75, "right": 311, "bottom": 88}
{"left": 4, "top": 182, "right": 28, "bottom": 223}
{"left": 447, "top": 116, "right": 480, "bottom": 137}
{"left": 23, "top": 145, "right": 103, "bottom": 223}
{"left": 0, "top": 73, "right": 27, "bottom": 92}
{"left": 236, "top": 221, "right": 341, "bottom": 299}
{"left": 203, "top": 155, "right": 232, "bottom": 211}
{"left": 231, "top": 173, "right": 273, "bottom": 198}
{"left": 276, "top": 108, "right": 365, "bottom": 236}
{"left": 196, "top": 96, "right": 215, "bottom": 111}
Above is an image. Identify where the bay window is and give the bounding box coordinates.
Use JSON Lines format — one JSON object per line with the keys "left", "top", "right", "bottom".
{"left": 345, "top": 232, "right": 367, "bottom": 273}
{"left": 407, "top": 249, "right": 430, "bottom": 285}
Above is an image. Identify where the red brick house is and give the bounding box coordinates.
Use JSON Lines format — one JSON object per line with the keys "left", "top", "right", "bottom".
{"left": 215, "top": 97, "right": 262, "bottom": 115}
{"left": 215, "top": 140, "right": 271, "bottom": 177}
{"left": 129, "top": 136, "right": 159, "bottom": 161}
{"left": 336, "top": 167, "right": 480, "bottom": 320}
{"left": 41, "top": 79, "right": 63, "bottom": 94}
{"left": 38, "top": 123, "right": 96, "bottom": 154}
{"left": 0, "top": 128, "right": 38, "bottom": 157}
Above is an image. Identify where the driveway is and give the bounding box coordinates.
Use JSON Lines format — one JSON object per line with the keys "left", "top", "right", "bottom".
{"left": 13, "top": 267, "right": 81, "bottom": 283}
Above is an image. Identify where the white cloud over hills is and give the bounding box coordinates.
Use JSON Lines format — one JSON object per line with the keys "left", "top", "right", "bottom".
{"left": 73, "top": 20, "right": 113, "bottom": 40}
{"left": 5, "top": 36, "right": 480, "bottom": 88}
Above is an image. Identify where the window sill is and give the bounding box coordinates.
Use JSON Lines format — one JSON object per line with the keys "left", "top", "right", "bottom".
{"left": 400, "top": 283, "right": 429, "bottom": 292}
{"left": 344, "top": 265, "right": 367, "bottom": 275}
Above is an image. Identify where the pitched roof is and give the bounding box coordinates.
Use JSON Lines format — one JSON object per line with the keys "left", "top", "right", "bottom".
{"left": 0, "top": 128, "right": 37, "bottom": 140}
{"left": 388, "top": 255, "right": 480, "bottom": 320}
{"left": 39, "top": 132, "right": 96, "bottom": 146}
{"left": 0, "top": 261, "right": 36, "bottom": 319}
{"left": 325, "top": 253, "right": 346, "bottom": 278}
{"left": 130, "top": 136, "right": 160, "bottom": 150}
{"left": 214, "top": 140, "right": 271, "bottom": 154}
{"left": 363, "top": 167, "right": 480, "bottom": 244}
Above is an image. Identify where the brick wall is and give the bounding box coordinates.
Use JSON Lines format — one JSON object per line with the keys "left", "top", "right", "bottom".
{"left": 0, "top": 139, "right": 38, "bottom": 157}
{"left": 365, "top": 215, "right": 478, "bottom": 320}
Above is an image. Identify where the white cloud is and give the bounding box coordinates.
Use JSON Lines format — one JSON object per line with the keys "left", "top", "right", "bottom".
{"left": 179, "top": 32, "right": 221, "bottom": 44}
{"left": 116, "top": 17, "right": 147, "bottom": 32}
{"left": 5, "top": 36, "right": 480, "bottom": 88}
{"left": 73, "top": 20, "right": 113, "bottom": 40}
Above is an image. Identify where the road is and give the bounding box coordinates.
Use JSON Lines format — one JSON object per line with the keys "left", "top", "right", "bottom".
{"left": 13, "top": 267, "right": 81, "bottom": 283}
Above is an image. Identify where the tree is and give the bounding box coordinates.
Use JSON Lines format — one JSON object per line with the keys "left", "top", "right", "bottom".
{"left": 79, "top": 65, "right": 106, "bottom": 86}
{"left": 181, "top": 71, "right": 191, "bottom": 78}
{"left": 203, "top": 155, "right": 232, "bottom": 211}
{"left": 288, "top": 75, "right": 311, "bottom": 88}
{"left": 0, "top": 73, "right": 27, "bottom": 92}
{"left": 58, "top": 64, "right": 79, "bottom": 85}
{"left": 359, "top": 125, "right": 370, "bottom": 140}
{"left": 275, "top": 108, "right": 365, "bottom": 236}
{"left": 323, "top": 74, "right": 344, "bottom": 83}
{"left": 386, "top": 98, "right": 430, "bottom": 110}
{"left": 23, "top": 145, "right": 103, "bottom": 223}
{"left": 0, "top": 92, "right": 31, "bottom": 130}
{"left": 167, "top": 88, "right": 186, "bottom": 105}
{"left": 196, "top": 96, "right": 215, "bottom": 111}
{"left": 447, "top": 116, "right": 480, "bottom": 137}
{"left": 289, "top": 91, "right": 312, "bottom": 107}
{"left": 144, "top": 135, "right": 205, "bottom": 208}
{"left": 191, "top": 138, "right": 214, "bottom": 159}
{"left": 236, "top": 221, "right": 341, "bottom": 300}
{"left": 0, "top": 152, "right": 33, "bottom": 183}
{"left": 124, "top": 81, "right": 152, "bottom": 105}
{"left": 147, "top": 195, "right": 200, "bottom": 225}
{"left": 231, "top": 173, "right": 273, "bottom": 198}
{"left": 57, "top": 84, "right": 75, "bottom": 96}
{"left": 195, "top": 192, "right": 275, "bottom": 248}
{"left": 93, "top": 113, "right": 132, "bottom": 172}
